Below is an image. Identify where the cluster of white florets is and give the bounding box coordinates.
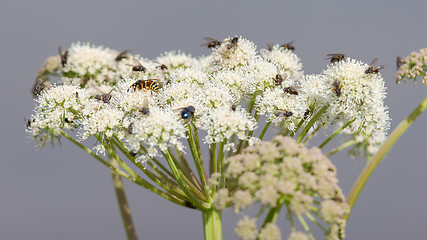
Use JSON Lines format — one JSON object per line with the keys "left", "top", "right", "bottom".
{"left": 62, "top": 42, "right": 120, "bottom": 87}
{"left": 28, "top": 37, "right": 391, "bottom": 158}
{"left": 224, "top": 136, "right": 348, "bottom": 240}
{"left": 199, "top": 106, "right": 257, "bottom": 150}
{"left": 396, "top": 48, "right": 427, "bottom": 85}
{"left": 322, "top": 58, "right": 390, "bottom": 154}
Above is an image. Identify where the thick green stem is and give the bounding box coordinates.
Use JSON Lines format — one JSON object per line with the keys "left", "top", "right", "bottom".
{"left": 346, "top": 96, "right": 427, "bottom": 221}
{"left": 202, "top": 208, "right": 222, "bottom": 240}
{"left": 319, "top": 118, "right": 355, "bottom": 149}
{"left": 108, "top": 147, "right": 138, "bottom": 240}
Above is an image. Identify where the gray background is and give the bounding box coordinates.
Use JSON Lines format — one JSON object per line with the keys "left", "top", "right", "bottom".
{"left": 1, "top": 0, "right": 426, "bottom": 239}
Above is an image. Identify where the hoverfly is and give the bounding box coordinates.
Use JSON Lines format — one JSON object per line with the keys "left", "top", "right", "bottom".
{"left": 325, "top": 53, "right": 346, "bottom": 64}
{"left": 201, "top": 37, "right": 222, "bottom": 49}
{"left": 280, "top": 40, "right": 295, "bottom": 51}
{"left": 177, "top": 106, "right": 195, "bottom": 120}
{"left": 115, "top": 50, "right": 130, "bottom": 62}
{"left": 156, "top": 64, "right": 168, "bottom": 71}
{"left": 365, "top": 58, "right": 387, "bottom": 74}
{"left": 224, "top": 37, "right": 239, "bottom": 50}
{"left": 273, "top": 67, "right": 286, "bottom": 86}
{"left": 332, "top": 80, "right": 342, "bottom": 97}
{"left": 128, "top": 79, "right": 160, "bottom": 93}
{"left": 283, "top": 86, "right": 303, "bottom": 95}
{"left": 94, "top": 89, "right": 113, "bottom": 104}
{"left": 274, "top": 109, "right": 293, "bottom": 119}
{"left": 32, "top": 77, "right": 51, "bottom": 96}
{"left": 58, "top": 46, "right": 68, "bottom": 67}
{"left": 126, "top": 59, "right": 146, "bottom": 72}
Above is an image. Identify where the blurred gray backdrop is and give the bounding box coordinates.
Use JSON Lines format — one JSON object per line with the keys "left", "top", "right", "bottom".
{"left": 1, "top": 0, "right": 426, "bottom": 239}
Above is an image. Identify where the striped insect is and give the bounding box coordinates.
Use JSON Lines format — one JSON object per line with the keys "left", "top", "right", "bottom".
{"left": 94, "top": 89, "right": 113, "bottom": 104}
{"left": 280, "top": 40, "right": 295, "bottom": 51}
{"left": 325, "top": 53, "right": 346, "bottom": 64}
{"left": 115, "top": 50, "right": 130, "bottom": 62}
{"left": 332, "top": 80, "right": 342, "bottom": 97}
{"left": 201, "top": 37, "right": 222, "bottom": 49}
{"left": 365, "top": 58, "right": 387, "bottom": 74}
{"left": 224, "top": 37, "right": 239, "bottom": 50}
{"left": 283, "top": 86, "right": 303, "bottom": 95}
{"left": 273, "top": 67, "right": 286, "bottom": 86}
{"left": 126, "top": 59, "right": 146, "bottom": 72}
{"left": 274, "top": 109, "right": 293, "bottom": 119}
{"left": 128, "top": 79, "right": 160, "bottom": 93}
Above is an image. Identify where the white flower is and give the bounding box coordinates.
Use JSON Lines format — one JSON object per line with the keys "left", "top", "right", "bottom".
{"left": 124, "top": 107, "right": 187, "bottom": 157}
{"left": 199, "top": 107, "right": 257, "bottom": 148}
{"left": 80, "top": 105, "right": 125, "bottom": 140}
{"left": 256, "top": 87, "right": 309, "bottom": 130}
{"left": 156, "top": 50, "right": 198, "bottom": 70}
{"left": 212, "top": 37, "right": 257, "bottom": 70}
{"left": 62, "top": 42, "right": 119, "bottom": 87}
{"left": 260, "top": 44, "right": 303, "bottom": 79}
{"left": 323, "top": 58, "right": 390, "bottom": 154}
{"left": 243, "top": 58, "right": 279, "bottom": 94}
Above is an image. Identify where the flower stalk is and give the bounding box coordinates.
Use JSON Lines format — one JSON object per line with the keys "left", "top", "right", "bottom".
{"left": 346, "top": 96, "right": 427, "bottom": 220}
{"left": 108, "top": 145, "right": 138, "bottom": 240}
{"left": 202, "top": 208, "right": 223, "bottom": 240}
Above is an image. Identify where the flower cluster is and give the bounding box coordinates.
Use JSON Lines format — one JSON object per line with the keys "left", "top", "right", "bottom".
{"left": 26, "top": 36, "right": 392, "bottom": 240}
{"left": 223, "top": 136, "right": 349, "bottom": 240}
{"left": 322, "top": 59, "right": 390, "bottom": 155}
{"left": 396, "top": 48, "right": 427, "bottom": 85}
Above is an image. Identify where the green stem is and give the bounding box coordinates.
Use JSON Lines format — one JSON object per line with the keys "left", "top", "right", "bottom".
{"left": 187, "top": 124, "right": 209, "bottom": 197}
{"left": 285, "top": 203, "right": 295, "bottom": 231}
{"left": 172, "top": 147, "right": 203, "bottom": 190}
{"left": 319, "top": 118, "right": 355, "bottom": 149}
{"left": 302, "top": 122, "right": 323, "bottom": 144}
{"left": 289, "top": 118, "right": 306, "bottom": 137}
{"left": 297, "top": 215, "right": 315, "bottom": 240}
{"left": 326, "top": 139, "right": 357, "bottom": 157}
{"left": 296, "top": 105, "right": 329, "bottom": 143}
{"left": 162, "top": 150, "right": 210, "bottom": 210}
{"left": 61, "top": 131, "right": 188, "bottom": 207}
{"left": 111, "top": 138, "right": 187, "bottom": 200}
{"left": 202, "top": 208, "right": 223, "bottom": 240}
{"left": 346, "top": 96, "right": 427, "bottom": 221}
{"left": 260, "top": 197, "right": 286, "bottom": 229}
{"left": 305, "top": 212, "right": 328, "bottom": 233}
{"left": 210, "top": 143, "right": 217, "bottom": 175}
{"left": 218, "top": 141, "right": 226, "bottom": 188}
{"left": 259, "top": 122, "right": 272, "bottom": 140}
{"left": 108, "top": 146, "right": 138, "bottom": 240}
